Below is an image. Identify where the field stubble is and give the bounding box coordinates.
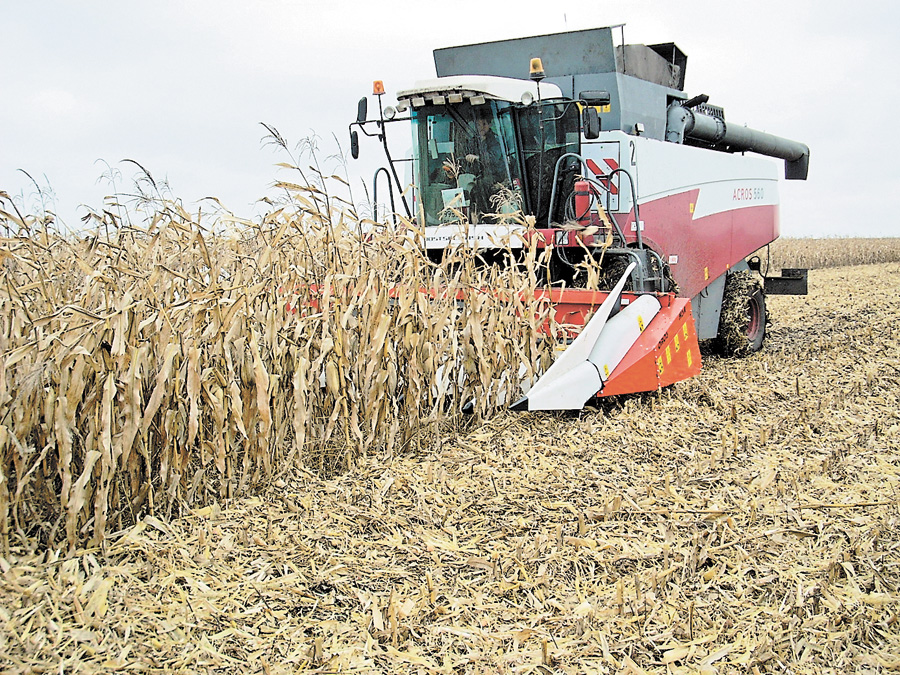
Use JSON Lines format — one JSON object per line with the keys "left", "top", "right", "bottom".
{"left": 1, "top": 207, "right": 898, "bottom": 673}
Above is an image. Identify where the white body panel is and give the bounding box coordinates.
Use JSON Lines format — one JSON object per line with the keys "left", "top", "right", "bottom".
{"left": 398, "top": 76, "right": 562, "bottom": 105}
{"left": 423, "top": 223, "right": 527, "bottom": 250}
{"left": 588, "top": 294, "right": 661, "bottom": 378}
{"left": 582, "top": 131, "right": 780, "bottom": 216}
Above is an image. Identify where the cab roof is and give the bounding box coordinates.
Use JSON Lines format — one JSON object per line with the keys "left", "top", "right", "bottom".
{"left": 396, "top": 75, "right": 563, "bottom": 106}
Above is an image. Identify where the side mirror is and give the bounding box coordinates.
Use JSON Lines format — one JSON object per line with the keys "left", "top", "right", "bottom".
{"left": 356, "top": 97, "right": 368, "bottom": 124}
{"left": 582, "top": 108, "right": 600, "bottom": 139}
{"left": 350, "top": 130, "right": 360, "bottom": 159}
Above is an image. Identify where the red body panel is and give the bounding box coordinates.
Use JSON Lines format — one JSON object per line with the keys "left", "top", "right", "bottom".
{"left": 601, "top": 297, "right": 701, "bottom": 397}
{"left": 535, "top": 287, "right": 619, "bottom": 327}
{"left": 522, "top": 188, "right": 778, "bottom": 299}
{"left": 614, "top": 194, "right": 778, "bottom": 298}
{"left": 532, "top": 289, "right": 702, "bottom": 397}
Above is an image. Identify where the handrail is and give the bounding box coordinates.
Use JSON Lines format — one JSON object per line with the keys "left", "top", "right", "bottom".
{"left": 372, "top": 167, "right": 397, "bottom": 223}
{"left": 544, "top": 152, "right": 671, "bottom": 293}
{"left": 546, "top": 152, "right": 590, "bottom": 227}
{"left": 545, "top": 153, "right": 641, "bottom": 250}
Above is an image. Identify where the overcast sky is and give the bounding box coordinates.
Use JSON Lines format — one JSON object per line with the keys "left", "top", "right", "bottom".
{"left": 3, "top": 0, "right": 899, "bottom": 237}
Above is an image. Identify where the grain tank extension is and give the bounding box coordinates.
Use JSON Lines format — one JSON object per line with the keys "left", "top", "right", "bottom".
{"left": 349, "top": 26, "right": 810, "bottom": 411}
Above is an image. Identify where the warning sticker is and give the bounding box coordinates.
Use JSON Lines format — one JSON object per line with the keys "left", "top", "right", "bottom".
{"left": 584, "top": 144, "right": 621, "bottom": 211}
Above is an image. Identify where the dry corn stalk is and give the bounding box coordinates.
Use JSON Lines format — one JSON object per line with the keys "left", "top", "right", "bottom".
{"left": 0, "top": 192, "right": 564, "bottom": 550}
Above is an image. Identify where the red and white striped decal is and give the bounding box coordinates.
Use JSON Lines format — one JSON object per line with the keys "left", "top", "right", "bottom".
{"left": 586, "top": 158, "right": 619, "bottom": 195}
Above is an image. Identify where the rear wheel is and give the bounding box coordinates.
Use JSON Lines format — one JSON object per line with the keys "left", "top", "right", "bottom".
{"left": 714, "top": 270, "right": 766, "bottom": 356}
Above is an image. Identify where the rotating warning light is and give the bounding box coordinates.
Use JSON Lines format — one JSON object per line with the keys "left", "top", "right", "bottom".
{"left": 529, "top": 58, "right": 545, "bottom": 82}
{"left": 373, "top": 80, "right": 385, "bottom": 95}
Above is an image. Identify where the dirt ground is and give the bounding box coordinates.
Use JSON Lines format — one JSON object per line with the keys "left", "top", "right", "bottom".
{"left": 2, "top": 263, "right": 899, "bottom": 674}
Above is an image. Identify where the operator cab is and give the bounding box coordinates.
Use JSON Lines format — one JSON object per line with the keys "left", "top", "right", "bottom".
{"left": 348, "top": 68, "right": 638, "bottom": 288}
{"left": 396, "top": 76, "right": 581, "bottom": 243}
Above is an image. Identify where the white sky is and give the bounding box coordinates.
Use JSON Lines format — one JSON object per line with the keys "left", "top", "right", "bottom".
{"left": 3, "top": 0, "right": 899, "bottom": 237}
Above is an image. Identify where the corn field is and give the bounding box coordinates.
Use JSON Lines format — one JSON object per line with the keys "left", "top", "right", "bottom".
{"left": 1, "top": 252, "right": 897, "bottom": 673}
{"left": 2, "top": 154, "right": 900, "bottom": 669}
{"left": 3, "top": 172, "right": 899, "bottom": 556}
{"left": 761, "top": 236, "right": 900, "bottom": 271}
{"left": 0, "top": 183, "right": 575, "bottom": 553}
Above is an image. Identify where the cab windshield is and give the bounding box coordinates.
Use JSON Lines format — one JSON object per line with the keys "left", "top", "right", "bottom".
{"left": 411, "top": 100, "right": 523, "bottom": 225}
{"left": 517, "top": 100, "right": 581, "bottom": 225}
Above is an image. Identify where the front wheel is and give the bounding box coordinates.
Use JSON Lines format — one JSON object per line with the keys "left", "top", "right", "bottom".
{"left": 714, "top": 270, "right": 766, "bottom": 356}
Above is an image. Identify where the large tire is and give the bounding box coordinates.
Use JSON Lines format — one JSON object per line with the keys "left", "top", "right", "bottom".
{"left": 714, "top": 270, "right": 766, "bottom": 356}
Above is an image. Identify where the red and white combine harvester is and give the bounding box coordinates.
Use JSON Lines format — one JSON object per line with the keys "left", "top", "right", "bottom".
{"left": 349, "top": 26, "right": 809, "bottom": 411}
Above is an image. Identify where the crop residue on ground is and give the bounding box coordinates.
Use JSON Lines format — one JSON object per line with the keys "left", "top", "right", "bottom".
{"left": 2, "top": 262, "right": 898, "bottom": 673}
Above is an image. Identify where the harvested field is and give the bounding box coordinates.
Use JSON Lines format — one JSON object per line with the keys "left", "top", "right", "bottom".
{"left": 2, "top": 260, "right": 898, "bottom": 673}
{"left": 759, "top": 237, "right": 900, "bottom": 271}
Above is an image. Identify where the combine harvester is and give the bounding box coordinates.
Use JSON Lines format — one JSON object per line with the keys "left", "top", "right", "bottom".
{"left": 349, "top": 26, "right": 809, "bottom": 411}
